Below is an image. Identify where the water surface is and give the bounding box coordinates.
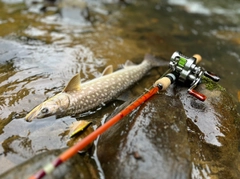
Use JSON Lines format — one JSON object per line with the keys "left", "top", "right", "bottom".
{"left": 0, "top": 0, "right": 240, "bottom": 176}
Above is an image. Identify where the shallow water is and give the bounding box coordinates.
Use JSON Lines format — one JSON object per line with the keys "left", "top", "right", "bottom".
{"left": 0, "top": 0, "right": 240, "bottom": 177}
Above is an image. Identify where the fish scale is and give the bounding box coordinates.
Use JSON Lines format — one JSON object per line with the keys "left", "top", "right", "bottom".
{"left": 25, "top": 54, "right": 166, "bottom": 121}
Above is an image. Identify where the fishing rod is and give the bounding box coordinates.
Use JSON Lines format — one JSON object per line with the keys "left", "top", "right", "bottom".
{"left": 28, "top": 51, "right": 220, "bottom": 179}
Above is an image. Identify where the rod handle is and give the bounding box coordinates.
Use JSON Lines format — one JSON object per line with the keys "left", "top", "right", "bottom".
{"left": 154, "top": 77, "right": 171, "bottom": 91}
{"left": 193, "top": 54, "right": 202, "bottom": 64}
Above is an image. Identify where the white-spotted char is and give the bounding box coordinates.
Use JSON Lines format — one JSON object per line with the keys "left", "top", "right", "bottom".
{"left": 25, "top": 54, "right": 167, "bottom": 121}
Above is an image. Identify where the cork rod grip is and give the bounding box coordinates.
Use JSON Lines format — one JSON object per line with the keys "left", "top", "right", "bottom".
{"left": 153, "top": 77, "right": 171, "bottom": 91}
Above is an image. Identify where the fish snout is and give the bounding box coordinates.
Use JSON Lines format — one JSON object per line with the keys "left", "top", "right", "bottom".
{"left": 25, "top": 111, "right": 37, "bottom": 122}
{"left": 25, "top": 105, "right": 43, "bottom": 122}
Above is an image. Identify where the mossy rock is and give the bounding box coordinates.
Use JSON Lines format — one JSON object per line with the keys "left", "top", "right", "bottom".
{"left": 201, "top": 76, "right": 225, "bottom": 91}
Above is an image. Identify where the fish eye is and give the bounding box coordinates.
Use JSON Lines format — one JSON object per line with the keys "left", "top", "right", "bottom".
{"left": 41, "top": 107, "right": 49, "bottom": 114}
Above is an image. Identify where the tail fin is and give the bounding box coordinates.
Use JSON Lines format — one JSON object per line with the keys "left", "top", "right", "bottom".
{"left": 144, "top": 54, "right": 169, "bottom": 67}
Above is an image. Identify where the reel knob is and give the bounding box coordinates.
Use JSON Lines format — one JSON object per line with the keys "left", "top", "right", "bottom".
{"left": 204, "top": 71, "right": 220, "bottom": 82}
{"left": 188, "top": 89, "right": 206, "bottom": 101}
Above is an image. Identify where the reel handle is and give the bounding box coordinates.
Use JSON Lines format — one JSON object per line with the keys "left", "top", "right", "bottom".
{"left": 193, "top": 54, "right": 202, "bottom": 64}
{"left": 190, "top": 54, "right": 207, "bottom": 101}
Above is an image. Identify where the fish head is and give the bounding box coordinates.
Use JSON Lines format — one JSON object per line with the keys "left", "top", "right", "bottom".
{"left": 25, "top": 93, "right": 70, "bottom": 122}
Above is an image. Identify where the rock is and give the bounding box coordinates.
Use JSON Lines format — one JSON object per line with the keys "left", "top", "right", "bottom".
{"left": 0, "top": 148, "right": 100, "bottom": 179}
{"left": 97, "top": 80, "right": 240, "bottom": 179}
{"left": 177, "top": 80, "right": 240, "bottom": 178}
{"left": 97, "top": 94, "right": 191, "bottom": 179}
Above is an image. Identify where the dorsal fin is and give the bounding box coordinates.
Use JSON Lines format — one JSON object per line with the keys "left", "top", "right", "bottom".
{"left": 102, "top": 65, "right": 113, "bottom": 76}
{"left": 124, "top": 60, "right": 135, "bottom": 67}
{"left": 63, "top": 73, "right": 81, "bottom": 92}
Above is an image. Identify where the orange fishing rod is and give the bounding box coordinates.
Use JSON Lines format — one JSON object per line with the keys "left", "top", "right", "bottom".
{"left": 28, "top": 85, "right": 160, "bottom": 179}
{"left": 28, "top": 52, "right": 219, "bottom": 179}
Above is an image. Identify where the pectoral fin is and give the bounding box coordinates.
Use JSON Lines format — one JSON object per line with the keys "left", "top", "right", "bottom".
{"left": 102, "top": 65, "right": 113, "bottom": 76}
{"left": 63, "top": 73, "right": 81, "bottom": 92}
{"left": 69, "top": 120, "right": 92, "bottom": 137}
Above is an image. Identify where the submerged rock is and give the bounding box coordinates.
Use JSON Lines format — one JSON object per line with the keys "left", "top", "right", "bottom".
{"left": 97, "top": 80, "right": 240, "bottom": 179}
{"left": 0, "top": 148, "right": 100, "bottom": 179}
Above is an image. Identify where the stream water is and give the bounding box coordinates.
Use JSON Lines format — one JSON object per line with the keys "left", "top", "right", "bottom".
{"left": 0, "top": 0, "right": 240, "bottom": 177}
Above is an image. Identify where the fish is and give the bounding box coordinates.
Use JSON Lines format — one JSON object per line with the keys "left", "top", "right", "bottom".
{"left": 25, "top": 54, "right": 166, "bottom": 121}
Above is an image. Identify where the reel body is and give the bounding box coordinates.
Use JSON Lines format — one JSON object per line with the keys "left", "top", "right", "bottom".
{"left": 155, "top": 51, "right": 220, "bottom": 101}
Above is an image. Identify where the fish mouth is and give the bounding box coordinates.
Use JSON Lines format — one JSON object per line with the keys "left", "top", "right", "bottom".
{"left": 25, "top": 105, "right": 42, "bottom": 122}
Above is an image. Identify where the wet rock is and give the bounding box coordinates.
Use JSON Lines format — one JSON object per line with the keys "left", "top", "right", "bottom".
{"left": 0, "top": 148, "right": 100, "bottom": 179}
{"left": 97, "top": 94, "right": 191, "bottom": 179}
{"left": 178, "top": 81, "right": 240, "bottom": 178}
{"left": 97, "top": 81, "right": 240, "bottom": 179}
{"left": 25, "top": 0, "right": 96, "bottom": 24}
